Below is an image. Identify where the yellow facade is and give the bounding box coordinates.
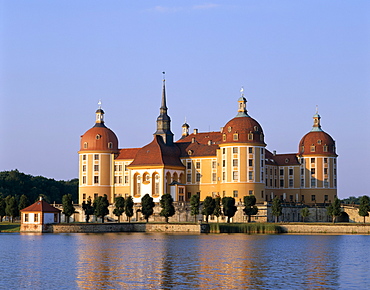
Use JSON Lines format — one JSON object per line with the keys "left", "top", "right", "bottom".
{"left": 78, "top": 85, "right": 337, "bottom": 206}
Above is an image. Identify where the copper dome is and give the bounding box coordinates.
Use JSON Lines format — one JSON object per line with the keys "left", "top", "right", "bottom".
{"left": 221, "top": 116, "right": 265, "bottom": 145}
{"left": 299, "top": 131, "right": 336, "bottom": 156}
{"left": 80, "top": 125, "right": 119, "bottom": 152}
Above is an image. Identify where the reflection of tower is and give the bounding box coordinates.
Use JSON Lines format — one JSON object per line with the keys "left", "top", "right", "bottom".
{"left": 79, "top": 104, "right": 119, "bottom": 204}
{"left": 298, "top": 110, "right": 338, "bottom": 203}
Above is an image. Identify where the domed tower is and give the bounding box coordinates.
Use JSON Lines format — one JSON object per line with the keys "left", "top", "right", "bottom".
{"left": 219, "top": 88, "right": 266, "bottom": 203}
{"left": 298, "top": 109, "right": 337, "bottom": 203}
{"left": 78, "top": 103, "right": 119, "bottom": 204}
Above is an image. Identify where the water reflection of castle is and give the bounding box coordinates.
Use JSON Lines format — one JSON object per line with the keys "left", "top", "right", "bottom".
{"left": 78, "top": 79, "right": 337, "bottom": 219}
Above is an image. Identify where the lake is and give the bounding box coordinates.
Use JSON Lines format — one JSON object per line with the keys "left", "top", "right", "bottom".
{"left": 1, "top": 233, "right": 369, "bottom": 289}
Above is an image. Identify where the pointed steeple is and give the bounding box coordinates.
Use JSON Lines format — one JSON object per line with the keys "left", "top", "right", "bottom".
{"left": 181, "top": 117, "right": 190, "bottom": 138}
{"left": 154, "top": 73, "right": 174, "bottom": 145}
{"left": 236, "top": 86, "right": 250, "bottom": 117}
{"left": 311, "top": 106, "right": 323, "bottom": 132}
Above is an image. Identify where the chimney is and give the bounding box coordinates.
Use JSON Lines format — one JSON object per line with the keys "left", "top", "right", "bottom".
{"left": 273, "top": 150, "right": 276, "bottom": 156}
{"left": 193, "top": 129, "right": 198, "bottom": 134}
{"left": 220, "top": 127, "right": 223, "bottom": 132}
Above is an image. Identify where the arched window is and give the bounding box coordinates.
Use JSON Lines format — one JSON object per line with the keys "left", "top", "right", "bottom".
{"left": 108, "top": 142, "right": 113, "bottom": 149}
{"left": 134, "top": 173, "right": 141, "bottom": 197}
{"left": 84, "top": 142, "right": 88, "bottom": 149}
{"left": 152, "top": 173, "right": 160, "bottom": 196}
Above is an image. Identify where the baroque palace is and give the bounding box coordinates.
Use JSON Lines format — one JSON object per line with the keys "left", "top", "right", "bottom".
{"left": 78, "top": 80, "right": 337, "bottom": 208}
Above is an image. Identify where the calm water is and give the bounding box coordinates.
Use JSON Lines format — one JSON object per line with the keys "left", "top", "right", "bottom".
{"left": 1, "top": 233, "right": 369, "bottom": 289}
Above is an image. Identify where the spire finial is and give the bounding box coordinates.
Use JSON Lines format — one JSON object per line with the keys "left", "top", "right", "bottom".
{"left": 240, "top": 86, "right": 244, "bottom": 97}
{"left": 162, "top": 71, "right": 165, "bottom": 81}
{"left": 98, "top": 99, "right": 102, "bottom": 109}
{"left": 315, "top": 105, "right": 319, "bottom": 114}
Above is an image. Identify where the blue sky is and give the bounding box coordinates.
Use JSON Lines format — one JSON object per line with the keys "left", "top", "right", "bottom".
{"left": 1, "top": 1, "right": 369, "bottom": 198}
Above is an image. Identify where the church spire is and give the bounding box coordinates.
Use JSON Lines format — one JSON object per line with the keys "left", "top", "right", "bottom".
{"left": 94, "top": 100, "right": 106, "bottom": 127}
{"left": 154, "top": 72, "right": 174, "bottom": 145}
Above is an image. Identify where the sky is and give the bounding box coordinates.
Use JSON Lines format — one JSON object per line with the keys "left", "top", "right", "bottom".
{"left": 0, "top": 0, "right": 369, "bottom": 199}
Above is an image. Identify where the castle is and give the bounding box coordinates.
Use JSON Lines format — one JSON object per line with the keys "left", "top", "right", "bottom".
{"left": 78, "top": 79, "right": 337, "bottom": 208}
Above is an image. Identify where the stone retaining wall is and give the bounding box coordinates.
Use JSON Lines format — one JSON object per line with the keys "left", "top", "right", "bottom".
{"left": 280, "top": 224, "right": 370, "bottom": 234}
{"left": 45, "top": 223, "right": 207, "bottom": 233}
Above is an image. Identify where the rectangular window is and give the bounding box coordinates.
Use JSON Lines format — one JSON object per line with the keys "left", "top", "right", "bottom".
{"left": 24, "top": 213, "right": 28, "bottom": 222}
{"left": 119, "top": 176, "right": 122, "bottom": 184}
{"left": 311, "top": 178, "right": 316, "bottom": 187}
{"left": 212, "top": 161, "right": 216, "bottom": 169}
{"left": 261, "top": 159, "right": 264, "bottom": 167}
{"left": 301, "top": 168, "right": 304, "bottom": 175}
{"left": 187, "top": 192, "right": 192, "bottom": 199}
{"left": 270, "top": 179, "right": 272, "bottom": 186}
{"left": 187, "top": 162, "right": 191, "bottom": 169}
{"left": 311, "top": 158, "right": 315, "bottom": 163}
{"left": 83, "top": 193, "right": 86, "bottom": 200}
{"left": 82, "top": 155, "right": 86, "bottom": 160}
{"left": 280, "top": 179, "right": 284, "bottom": 187}
{"left": 124, "top": 165, "right": 128, "bottom": 171}
{"left": 34, "top": 213, "right": 38, "bottom": 222}
{"left": 82, "top": 176, "right": 86, "bottom": 184}
{"left": 248, "top": 133, "right": 253, "bottom": 140}
{"left": 222, "top": 172, "right": 225, "bottom": 181}
{"left": 311, "top": 168, "right": 315, "bottom": 175}
{"left": 94, "top": 165, "right": 99, "bottom": 171}
{"left": 233, "top": 190, "right": 238, "bottom": 198}
{"left": 324, "top": 168, "right": 328, "bottom": 175}
{"left": 289, "top": 179, "right": 293, "bottom": 187}
{"left": 125, "top": 176, "right": 128, "bottom": 184}
{"left": 94, "top": 154, "right": 99, "bottom": 160}
{"left": 196, "top": 172, "right": 201, "bottom": 182}
{"left": 324, "top": 195, "right": 328, "bottom": 201}
{"left": 249, "top": 159, "right": 253, "bottom": 167}
{"left": 233, "top": 171, "right": 238, "bottom": 180}
{"left": 94, "top": 193, "right": 98, "bottom": 200}
{"left": 270, "top": 169, "right": 272, "bottom": 175}
{"left": 82, "top": 165, "right": 86, "bottom": 172}
{"left": 289, "top": 195, "right": 293, "bottom": 202}
{"left": 233, "top": 159, "right": 238, "bottom": 167}
{"left": 323, "top": 145, "right": 328, "bottom": 152}
{"left": 187, "top": 174, "right": 191, "bottom": 183}
{"left": 248, "top": 147, "right": 253, "bottom": 154}
{"left": 212, "top": 173, "right": 216, "bottom": 182}
{"left": 311, "top": 195, "right": 316, "bottom": 201}
{"left": 233, "top": 134, "right": 238, "bottom": 140}
{"left": 310, "top": 146, "right": 315, "bottom": 152}
{"left": 261, "top": 190, "right": 264, "bottom": 198}
{"left": 249, "top": 190, "right": 253, "bottom": 195}
{"left": 324, "top": 158, "right": 328, "bottom": 164}
{"left": 248, "top": 171, "right": 253, "bottom": 180}
{"left": 222, "top": 148, "right": 226, "bottom": 154}
{"left": 94, "top": 176, "right": 99, "bottom": 184}
{"left": 54, "top": 213, "right": 58, "bottom": 222}
{"left": 289, "top": 169, "right": 293, "bottom": 176}
{"left": 114, "top": 165, "right": 118, "bottom": 171}
{"left": 280, "top": 169, "right": 284, "bottom": 176}
{"left": 261, "top": 172, "right": 264, "bottom": 180}
{"left": 196, "top": 162, "right": 200, "bottom": 169}
{"left": 324, "top": 179, "right": 329, "bottom": 188}
{"left": 301, "top": 179, "right": 304, "bottom": 187}
{"left": 119, "top": 165, "right": 122, "bottom": 171}
{"left": 222, "top": 160, "right": 226, "bottom": 167}
{"left": 233, "top": 147, "right": 238, "bottom": 154}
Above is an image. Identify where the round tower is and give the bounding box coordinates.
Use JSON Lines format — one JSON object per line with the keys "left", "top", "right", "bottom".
{"left": 78, "top": 104, "right": 119, "bottom": 204}
{"left": 298, "top": 110, "right": 337, "bottom": 203}
{"left": 219, "top": 88, "right": 266, "bottom": 203}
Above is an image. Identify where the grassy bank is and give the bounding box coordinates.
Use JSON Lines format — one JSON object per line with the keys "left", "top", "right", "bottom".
{"left": 0, "top": 222, "right": 20, "bottom": 232}
{"left": 209, "top": 223, "right": 283, "bottom": 234}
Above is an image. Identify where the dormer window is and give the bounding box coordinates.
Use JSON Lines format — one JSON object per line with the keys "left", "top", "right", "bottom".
{"left": 84, "top": 142, "right": 88, "bottom": 149}
{"left": 310, "top": 145, "right": 315, "bottom": 152}
{"left": 96, "top": 134, "right": 101, "bottom": 140}
{"left": 223, "top": 134, "right": 226, "bottom": 141}
{"left": 228, "top": 126, "right": 232, "bottom": 133}
{"left": 233, "top": 133, "right": 239, "bottom": 141}
{"left": 108, "top": 142, "right": 113, "bottom": 149}
{"left": 323, "top": 145, "right": 328, "bottom": 152}
{"left": 317, "top": 140, "right": 322, "bottom": 144}
{"left": 248, "top": 133, "right": 253, "bottom": 140}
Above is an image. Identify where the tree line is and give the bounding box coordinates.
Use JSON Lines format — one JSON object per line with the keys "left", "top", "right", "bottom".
{"left": 0, "top": 170, "right": 78, "bottom": 204}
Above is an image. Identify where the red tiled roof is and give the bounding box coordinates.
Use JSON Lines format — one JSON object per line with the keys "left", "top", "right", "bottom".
{"left": 116, "top": 148, "right": 141, "bottom": 160}
{"left": 80, "top": 125, "right": 119, "bottom": 152}
{"left": 21, "top": 200, "right": 61, "bottom": 213}
{"left": 129, "top": 136, "right": 185, "bottom": 168}
{"left": 273, "top": 153, "right": 300, "bottom": 166}
{"left": 177, "top": 141, "right": 219, "bottom": 157}
{"left": 299, "top": 131, "right": 337, "bottom": 156}
{"left": 177, "top": 131, "right": 222, "bottom": 145}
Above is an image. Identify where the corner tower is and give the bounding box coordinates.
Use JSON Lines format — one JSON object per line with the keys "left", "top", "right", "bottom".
{"left": 154, "top": 74, "right": 174, "bottom": 145}
{"left": 78, "top": 102, "right": 119, "bottom": 204}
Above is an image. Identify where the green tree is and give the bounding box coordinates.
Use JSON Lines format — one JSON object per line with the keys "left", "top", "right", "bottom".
{"left": 222, "top": 197, "right": 237, "bottom": 223}
{"left": 327, "top": 197, "right": 341, "bottom": 223}
{"left": 190, "top": 194, "right": 200, "bottom": 223}
{"left": 159, "top": 193, "right": 175, "bottom": 223}
{"left": 5, "top": 195, "right": 18, "bottom": 222}
{"left": 271, "top": 197, "right": 282, "bottom": 223}
{"left": 113, "top": 196, "right": 125, "bottom": 222}
{"left": 202, "top": 196, "right": 215, "bottom": 223}
{"left": 358, "top": 195, "right": 370, "bottom": 223}
{"left": 94, "top": 195, "right": 109, "bottom": 223}
{"left": 125, "top": 196, "right": 134, "bottom": 223}
{"left": 18, "top": 194, "right": 29, "bottom": 211}
{"left": 301, "top": 207, "right": 310, "bottom": 222}
{"left": 62, "top": 194, "right": 75, "bottom": 223}
{"left": 82, "top": 197, "right": 94, "bottom": 223}
{"left": 243, "top": 195, "right": 258, "bottom": 223}
{"left": 0, "top": 196, "right": 5, "bottom": 222}
{"left": 141, "top": 194, "right": 155, "bottom": 223}
{"left": 213, "top": 196, "right": 222, "bottom": 223}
